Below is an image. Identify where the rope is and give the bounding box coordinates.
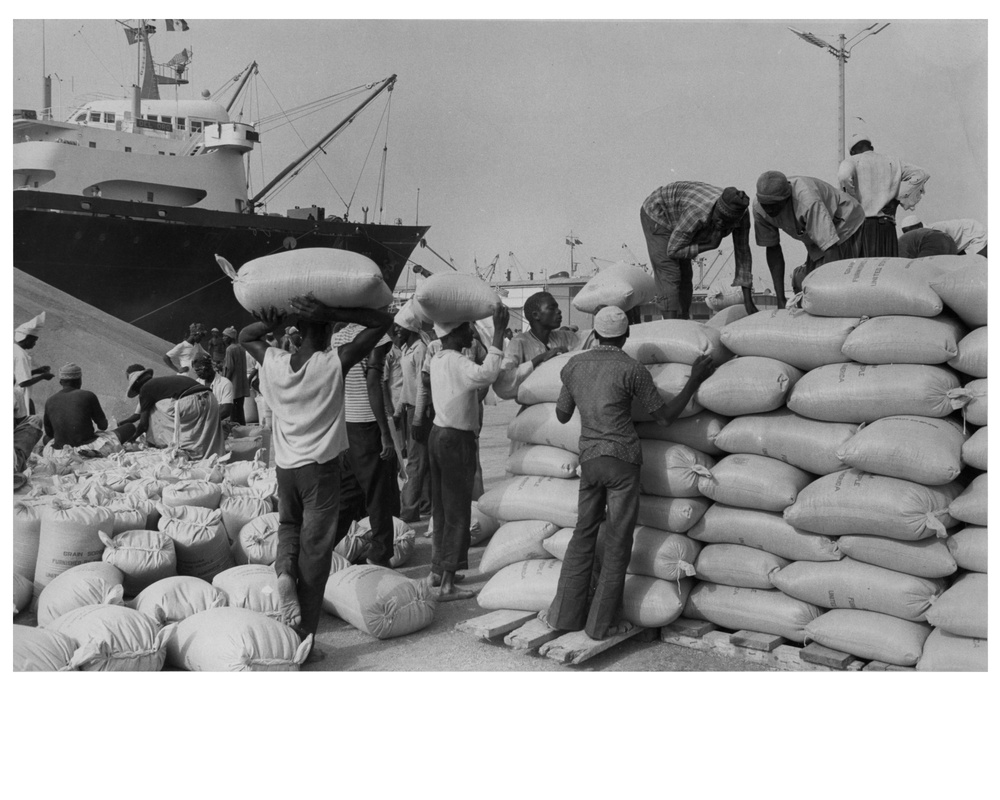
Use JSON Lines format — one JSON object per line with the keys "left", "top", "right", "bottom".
{"left": 128, "top": 275, "right": 231, "bottom": 324}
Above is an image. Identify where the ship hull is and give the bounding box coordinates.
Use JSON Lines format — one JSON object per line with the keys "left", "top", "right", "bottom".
{"left": 13, "top": 190, "right": 428, "bottom": 340}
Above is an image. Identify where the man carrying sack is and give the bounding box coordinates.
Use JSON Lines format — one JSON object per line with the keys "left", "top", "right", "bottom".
{"left": 540, "top": 306, "right": 714, "bottom": 640}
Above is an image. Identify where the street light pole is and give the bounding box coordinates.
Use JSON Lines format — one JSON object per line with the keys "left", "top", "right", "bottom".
{"left": 788, "top": 23, "right": 890, "bottom": 167}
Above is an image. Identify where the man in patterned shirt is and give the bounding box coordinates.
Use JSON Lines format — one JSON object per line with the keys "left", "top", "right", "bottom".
{"left": 540, "top": 306, "right": 714, "bottom": 640}
{"left": 640, "top": 181, "right": 754, "bottom": 319}
{"left": 754, "top": 170, "right": 865, "bottom": 305}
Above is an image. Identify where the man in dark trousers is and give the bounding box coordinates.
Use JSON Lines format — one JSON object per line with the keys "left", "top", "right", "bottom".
{"left": 640, "top": 182, "right": 755, "bottom": 319}
{"left": 330, "top": 316, "right": 400, "bottom": 568}
{"left": 240, "top": 298, "right": 392, "bottom": 662}
{"left": 541, "top": 306, "right": 714, "bottom": 640}
{"left": 221, "top": 326, "right": 250, "bottom": 425}
{"left": 42, "top": 363, "right": 134, "bottom": 457}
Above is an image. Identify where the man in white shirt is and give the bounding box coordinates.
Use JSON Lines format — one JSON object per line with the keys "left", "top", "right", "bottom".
{"left": 163, "top": 323, "right": 208, "bottom": 374}
{"left": 837, "top": 132, "right": 929, "bottom": 258}
{"left": 930, "top": 219, "right": 988, "bottom": 258}
{"left": 14, "top": 311, "right": 54, "bottom": 416}
{"left": 240, "top": 299, "right": 391, "bottom": 661}
{"left": 192, "top": 354, "right": 235, "bottom": 422}
{"left": 413, "top": 302, "right": 509, "bottom": 601}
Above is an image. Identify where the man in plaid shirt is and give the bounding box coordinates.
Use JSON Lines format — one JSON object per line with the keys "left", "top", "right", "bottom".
{"left": 640, "top": 181, "right": 754, "bottom": 320}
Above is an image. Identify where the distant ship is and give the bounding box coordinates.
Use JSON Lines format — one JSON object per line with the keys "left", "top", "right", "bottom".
{"left": 13, "top": 20, "right": 427, "bottom": 340}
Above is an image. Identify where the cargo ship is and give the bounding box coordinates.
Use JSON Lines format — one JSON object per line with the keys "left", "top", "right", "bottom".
{"left": 13, "top": 21, "right": 428, "bottom": 341}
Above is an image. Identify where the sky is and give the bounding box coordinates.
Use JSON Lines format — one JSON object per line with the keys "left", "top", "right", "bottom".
{"left": 10, "top": 16, "right": 988, "bottom": 295}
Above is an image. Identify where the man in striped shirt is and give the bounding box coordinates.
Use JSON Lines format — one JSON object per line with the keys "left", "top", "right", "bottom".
{"left": 640, "top": 181, "right": 755, "bottom": 319}
{"left": 330, "top": 320, "right": 400, "bottom": 568}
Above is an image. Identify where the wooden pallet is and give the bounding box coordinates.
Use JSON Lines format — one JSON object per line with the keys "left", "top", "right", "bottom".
{"left": 661, "top": 618, "right": 870, "bottom": 672}
{"left": 456, "top": 609, "right": 654, "bottom": 666}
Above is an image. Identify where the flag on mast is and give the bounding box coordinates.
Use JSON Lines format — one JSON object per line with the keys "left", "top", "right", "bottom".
{"left": 164, "top": 19, "right": 190, "bottom": 32}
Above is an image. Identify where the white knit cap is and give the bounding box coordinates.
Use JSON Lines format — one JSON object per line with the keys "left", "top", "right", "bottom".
{"left": 593, "top": 306, "right": 628, "bottom": 338}
{"left": 14, "top": 311, "right": 46, "bottom": 342}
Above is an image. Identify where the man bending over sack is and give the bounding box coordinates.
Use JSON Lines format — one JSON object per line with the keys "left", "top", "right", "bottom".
{"left": 540, "top": 306, "right": 714, "bottom": 640}
{"left": 118, "top": 364, "right": 226, "bottom": 459}
{"left": 42, "top": 363, "right": 134, "bottom": 457}
{"left": 241, "top": 297, "right": 392, "bottom": 660}
{"left": 413, "top": 302, "right": 510, "bottom": 601}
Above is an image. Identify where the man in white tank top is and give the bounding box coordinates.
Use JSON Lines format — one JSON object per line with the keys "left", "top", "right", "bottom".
{"left": 240, "top": 298, "right": 392, "bottom": 663}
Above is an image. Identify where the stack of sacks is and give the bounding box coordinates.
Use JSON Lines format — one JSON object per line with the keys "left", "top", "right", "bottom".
{"left": 685, "top": 316, "right": 838, "bottom": 643}
{"left": 716, "top": 255, "right": 979, "bottom": 668}
{"left": 918, "top": 259, "right": 988, "bottom": 671}
{"left": 478, "top": 320, "right": 731, "bottom": 630}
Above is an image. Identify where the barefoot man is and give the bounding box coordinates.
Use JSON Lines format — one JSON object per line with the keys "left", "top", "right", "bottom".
{"left": 541, "top": 306, "right": 714, "bottom": 640}
{"left": 240, "top": 297, "right": 391, "bottom": 662}
{"left": 413, "top": 301, "right": 510, "bottom": 601}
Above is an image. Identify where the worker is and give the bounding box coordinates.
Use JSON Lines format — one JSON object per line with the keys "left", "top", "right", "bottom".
{"left": 205, "top": 327, "right": 228, "bottom": 368}
{"left": 163, "top": 323, "right": 208, "bottom": 374}
{"left": 640, "top": 182, "right": 755, "bottom": 319}
{"left": 240, "top": 298, "right": 392, "bottom": 661}
{"left": 42, "top": 363, "right": 133, "bottom": 457}
{"left": 391, "top": 317, "right": 433, "bottom": 523}
{"left": 119, "top": 364, "right": 225, "bottom": 459}
{"left": 413, "top": 302, "right": 510, "bottom": 601}
{"left": 898, "top": 216, "right": 959, "bottom": 259}
{"left": 192, "top": 354, "right": 235, "bottom": 422}
{"left": 330, "top": 314, "right": 400, "bottom": 568}
{"left": 754, "top": 170, "right": 865, "bottom": 303}
{"left": 929, "top": 219, "right": 987, "bottom": 258}
{"left": 14, "top": 382, "right": 43, "bottom": 489}
{"left": 221, "top": 326, "right": 250, "bottom": 425}
{"left": 837, "top": 130, "right": 930, "bottom": 258}
{"left": 540, "top": 306, "right": 714, "bottom": 640}
{"left": 14, "top": 311, "right": 54, "bottom": 415}
{"left": 493, "top": 291, "right": 583, "bottom": 401}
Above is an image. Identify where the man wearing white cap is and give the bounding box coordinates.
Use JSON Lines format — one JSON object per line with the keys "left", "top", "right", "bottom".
{"left": 42, "top": 363, "right": 131, "bottom": 457}
{"left": 837, "top": 130, "right": 929, "bottom": 258}
{"left": 221, "top": 326, "right": 250, "bottom": 425}
{"left": 14, "top": 311, "right": 53, "bottom": 415}
{"left": 898, "top": 217, "right": 959, "bottom": 259}
{"left": 413, "top": 303, "right": 510, "bottom": 601}
{"left": 541, "top": 306, "right": 714, "bottom": 640}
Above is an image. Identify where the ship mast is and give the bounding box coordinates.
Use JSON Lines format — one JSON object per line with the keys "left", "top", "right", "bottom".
{"left": 247, "top": 74, "right": 397, "bottom": 213}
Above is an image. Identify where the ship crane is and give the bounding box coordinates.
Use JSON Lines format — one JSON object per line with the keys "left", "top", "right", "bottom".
{"left": 621, "top": 243, "right": 649, "bottom": 271}
{"left": 475, "top": 253, "right": 500, "bottom": 284}
{"left": 506, "top": 251, "right": 531, "bottom": 282}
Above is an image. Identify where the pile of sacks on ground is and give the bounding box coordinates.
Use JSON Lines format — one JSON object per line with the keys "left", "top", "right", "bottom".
{"left": 13, "top": 439, "right": 432, "bottom": 671}
{"left": 473, "top": 255, "right": 986, "bottom": 670}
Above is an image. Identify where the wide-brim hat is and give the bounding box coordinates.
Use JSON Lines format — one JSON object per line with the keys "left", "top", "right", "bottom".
{"left": 126, "top": 367, "right": 153, "bottom": 398}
